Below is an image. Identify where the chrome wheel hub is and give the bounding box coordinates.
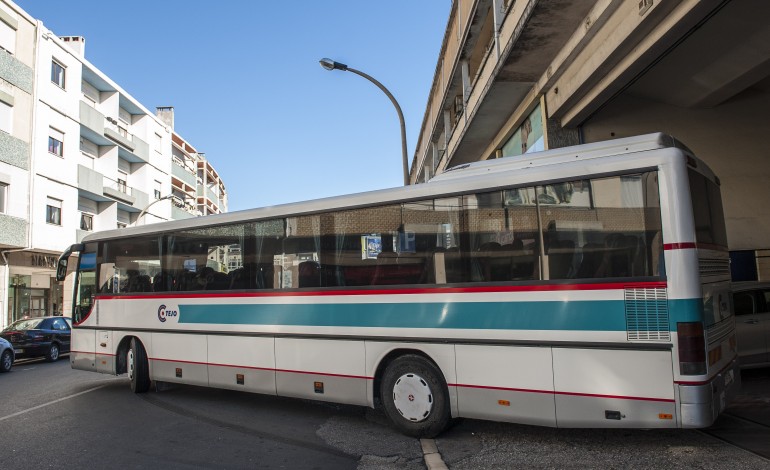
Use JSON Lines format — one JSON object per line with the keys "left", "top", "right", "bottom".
{"left": 392, "top": 373, "right": 433, "bottom": 422}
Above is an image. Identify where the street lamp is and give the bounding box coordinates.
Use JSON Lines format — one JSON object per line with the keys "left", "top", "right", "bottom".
{"left": 319, "top": 58, "right": 410, "bottom": 186}
{"left": 137, "top": 194, "right": 179, "bottom": 224}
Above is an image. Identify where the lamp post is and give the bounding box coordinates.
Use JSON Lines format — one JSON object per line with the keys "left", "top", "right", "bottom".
{"left": 137, "top": 194, "right": 176, "bottom": 224}
{"left": 319, "top": 58, "right": 410, "bottom": 186}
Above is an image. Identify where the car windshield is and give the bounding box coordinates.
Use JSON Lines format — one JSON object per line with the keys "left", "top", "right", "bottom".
{"left": 3, "top": 319, "right": 44, "bottom": 332}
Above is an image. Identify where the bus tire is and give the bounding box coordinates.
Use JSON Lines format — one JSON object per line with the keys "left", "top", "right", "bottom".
{"left": 45, "top": 343, "right": 60, "bottom": 362}
{"left": 128, "top": 338, "right": 151, "bottom": 393}
{"left": 380, "top": 354, "right": 451, "bottom": 438}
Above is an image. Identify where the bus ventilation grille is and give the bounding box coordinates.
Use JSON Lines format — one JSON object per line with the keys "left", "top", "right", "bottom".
{"left": 625, "top": 287, "right": 669, "bottom": 341}
{"left": 699, "top": 257, "right": 730, "bottom": 279}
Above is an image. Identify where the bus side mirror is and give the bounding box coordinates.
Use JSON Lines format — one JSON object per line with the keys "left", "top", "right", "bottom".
{"left": 56, "top": 243, "right": 84, "bottom": 282}
{"left": 56, "top": 258, "right": 68, "bottom": 282}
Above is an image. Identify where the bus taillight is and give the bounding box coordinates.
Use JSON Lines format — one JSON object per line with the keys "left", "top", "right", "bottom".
{"left": 677, "top": 322, "right": 707, "bottom": 375}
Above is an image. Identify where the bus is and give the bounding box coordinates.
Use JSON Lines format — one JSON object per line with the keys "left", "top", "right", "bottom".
{"left": 56, "top": 133, "right": 740, "bottom": 437}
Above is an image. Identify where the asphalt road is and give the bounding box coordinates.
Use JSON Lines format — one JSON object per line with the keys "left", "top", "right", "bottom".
{"left": 1, "top": 359, "right": 768, "bottom": 469}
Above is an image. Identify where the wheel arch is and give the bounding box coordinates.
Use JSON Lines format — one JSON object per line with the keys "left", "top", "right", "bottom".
{"left": 115, "top": 335, "right": 135, "bottom": 374}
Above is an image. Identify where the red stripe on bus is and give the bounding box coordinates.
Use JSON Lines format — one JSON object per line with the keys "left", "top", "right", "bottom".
{"left": 663, "top": 243, "right": 697, "bottom": 250}
{"left": 94, "top": 281, "right": 667, "bottom": 301}
{"left": 450, "top": 383, "right": 675, "bottom": 403}
{"left": 663, "top": 242, "right": 728, "bottom": 252}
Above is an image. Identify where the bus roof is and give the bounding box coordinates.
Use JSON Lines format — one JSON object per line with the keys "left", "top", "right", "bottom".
{"left": 80, "top": 132, "right": 691, "bottom": 244}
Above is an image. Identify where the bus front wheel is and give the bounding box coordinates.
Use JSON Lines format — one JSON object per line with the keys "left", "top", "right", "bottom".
{"left": 380, "top": 354, "right": 451, "bottom": 438}
{"left": 127, "top": 338, "right": 150, "bottom": 393}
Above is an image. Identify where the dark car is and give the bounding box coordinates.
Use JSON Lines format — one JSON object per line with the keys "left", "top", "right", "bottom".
{"left": 0, "top": 316, "right": 72, "bottom": 362}
{"left": 732, "top": 282, "right": 770, "bottom": 368}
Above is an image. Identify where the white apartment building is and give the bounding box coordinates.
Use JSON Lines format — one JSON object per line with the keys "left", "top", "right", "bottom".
{"left": 0, "top": 0, "right": 227, "bottom": 327}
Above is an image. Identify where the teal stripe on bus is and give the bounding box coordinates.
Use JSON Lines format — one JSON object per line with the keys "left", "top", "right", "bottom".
{"left": 178, "top": 298, "right": 703, "bottom": 331}
{"left": 178, "top": 301, "right": 624, "bottom": 330}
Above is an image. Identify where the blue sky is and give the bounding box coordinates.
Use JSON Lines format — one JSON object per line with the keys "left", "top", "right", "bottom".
{"left": 15, "top": 1, "right": 451, "bottom": 211}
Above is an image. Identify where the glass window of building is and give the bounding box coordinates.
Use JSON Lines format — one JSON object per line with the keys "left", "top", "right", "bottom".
{"left": 80, "top": 213, "right": 93, "bottom": 231}
{"left": 51, "top": 59, "right": 66, "bottom": 88}
{"left": 0, "top": 19, "right": 16, "bottom": 55}
{"left": 0, "top": 100, "right": 11, "bottom": 134}
{"left": 46, "top": 197, "right": 62, "bottom": 225}
{"left": 0, "top": 182, "right": 7, "bottom": 213}
{"left": 500, "top": 103, "right": 544, "bottom": 158}
{"left": 48, "top": 127, "right": 64, "bottom": 156}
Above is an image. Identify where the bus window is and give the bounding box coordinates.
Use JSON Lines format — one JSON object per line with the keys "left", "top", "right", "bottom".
{"left": 464, "top": 187, "right": 539, "bottom": 283}
{"left": 537, "top": 172, "right": 662, "bottom": 280}
{"left": 281, "top": 215, "right": 321, "bottom": 289}
{"left": 165, "top": 225, "right": 246, "bottom": 291}
{"left": 243, "top": 219, "right": 284, "bottom": 290}
{"left": 320, "top": 204, "right": 401, "bottom": 287}
{"left": 392, "top": 198, "right": 463, "bottom": 285}
{"left": 99, "top": 236, "right": 161, "bottom": 293}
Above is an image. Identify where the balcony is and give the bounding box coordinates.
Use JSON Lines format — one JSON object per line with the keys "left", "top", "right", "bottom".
{"left": 0, "top": 50, "right": 33, "bottom": 94}
{"left": 172, "top": 159, "right": 197, "bottom": 188}
{"left": 103, "top": 121, "right": 149, "bottom": 164}
{"left": 0, "top": 131, "right": 29, "bottom": 170}
{"left": 0, "top": 213, "right": 28, "bottom": 249}
{"left": 412, "top": 0, "right": 597, "bottom": 177}
{"left": 77, "top": 164, "right": 149, "bottom": 211}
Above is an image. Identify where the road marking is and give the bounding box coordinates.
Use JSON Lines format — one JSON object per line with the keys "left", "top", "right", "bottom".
{"left": 0, "top": 384, "right": 110, "bottom": 422}
{"left": 421, "top": 438, "right": 448, "bottom": 470}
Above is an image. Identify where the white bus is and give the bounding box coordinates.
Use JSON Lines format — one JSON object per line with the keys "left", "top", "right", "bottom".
{"left": 57, "top": 133, "right": 739, "bottom": 437}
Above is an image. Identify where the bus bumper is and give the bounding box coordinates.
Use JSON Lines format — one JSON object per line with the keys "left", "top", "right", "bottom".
{"left": 678, "top": 359, "right": 741, "bottom": 428}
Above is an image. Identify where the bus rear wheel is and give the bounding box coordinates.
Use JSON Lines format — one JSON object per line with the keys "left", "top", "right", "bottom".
{"left": 380, "top": 354, "right": 451, "bottom": 438}
{"left": 127, "top": 338, "right": 150, "bottom": 393}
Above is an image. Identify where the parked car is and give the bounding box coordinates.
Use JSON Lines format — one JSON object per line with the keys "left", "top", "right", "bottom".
{"left": 0, "top": 316, "right": 72, "bottom": 362}
{"left": 732, "top": 282, "right": 770, "bottom": 368}
{"left": 0, "top": 337, "right": 13, "bottom": 372}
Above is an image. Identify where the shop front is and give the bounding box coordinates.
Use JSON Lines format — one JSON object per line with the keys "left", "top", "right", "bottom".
{"left": 6, "top": 251, "right": 64, "bottom": 325}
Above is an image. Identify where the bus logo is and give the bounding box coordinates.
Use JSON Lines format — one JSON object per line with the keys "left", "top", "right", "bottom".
{"left": 158, "top": 305, "right": 178, "bottom": 322}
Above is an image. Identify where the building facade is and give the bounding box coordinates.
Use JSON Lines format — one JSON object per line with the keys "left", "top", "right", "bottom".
{"left": 411, "top": 0, "right": 770, "bottom": 280}
{"left": 0, "top": 0, "right": 227, "bottom": 327}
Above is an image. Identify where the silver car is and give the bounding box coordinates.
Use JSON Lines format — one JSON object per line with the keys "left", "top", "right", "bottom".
{"left": 0, "top": 337, "right": 13, "bottom": 372}
{"left": 732, "top": 282, "right": 770, "bottom": 368}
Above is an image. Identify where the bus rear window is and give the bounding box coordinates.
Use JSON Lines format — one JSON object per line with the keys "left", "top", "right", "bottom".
{"left": 688, "top": 170, "right": 727, "bottom": 249}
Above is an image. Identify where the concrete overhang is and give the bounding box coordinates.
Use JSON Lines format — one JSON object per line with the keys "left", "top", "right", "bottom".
{"left": 447, "top": 0, "right": 595, "bottom": 167}
{"left": 547, "top": 0, "right": 770, "bottom": 127}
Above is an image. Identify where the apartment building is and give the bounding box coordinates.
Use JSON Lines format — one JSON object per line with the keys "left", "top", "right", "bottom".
{"left": 411, "top": 0, "right": 770, "bottom": 279}
{"left": 0, "top": 0, "right": 227, "bottom": 327}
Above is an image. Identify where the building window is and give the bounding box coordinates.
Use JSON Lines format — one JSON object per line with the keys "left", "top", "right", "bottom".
{"left": 80, "top": 213, "right": 93, "bottom": 231}
{"left": 154, "top": 133, "right": 162, "bottom": 154}
{"left": 0, "top": 182, "right": 7, "bottom": 213}
{"left": 49, "top": 127, "right": 64, "bottom": 157}
{"left": 0, "top": 100, "right": 11, "bottom": 134}
{"left": 0, "top": 20, "right": 15, "bottom": 55}
{"left": 81, "top": 80, "right": 99, "bottom": 105}
{"left": 117, "top": 178, "right": 127, "bottom": 193}
{"left": 46, "top": 197, "right": 62, "bottom": 225}
{"left": 117, "top": 222, "right": 127, "bottom": 229}
{"left": 51, "top": 60, "right": 66, "bottom": 89}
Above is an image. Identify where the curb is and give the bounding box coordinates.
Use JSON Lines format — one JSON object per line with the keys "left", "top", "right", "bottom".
{"left": 421, "top": 438, "right": 448, "bottom": 470}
